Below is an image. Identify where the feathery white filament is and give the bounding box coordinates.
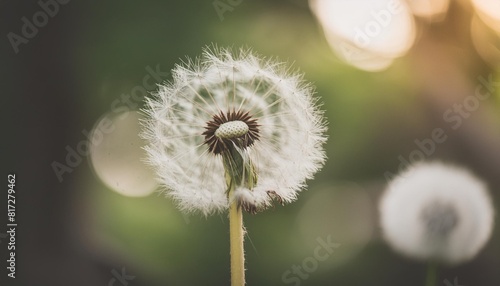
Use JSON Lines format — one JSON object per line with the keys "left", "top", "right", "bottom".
{"left": 379, "top": 162, "right": 494, "bottom": 264}
{"left": 141, "top": 47, "right": 327, "bottom": 216}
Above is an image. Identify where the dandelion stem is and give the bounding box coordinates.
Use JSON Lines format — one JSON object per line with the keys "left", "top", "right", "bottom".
{"left": 424, "top": 261, "right": 438, "bottom": 286}
{"left": 229, "top": 185, "right": 245, "bottom": 286}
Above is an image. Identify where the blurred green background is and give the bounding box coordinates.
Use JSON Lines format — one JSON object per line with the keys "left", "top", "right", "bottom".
{"left": 2, "top": 0, "right": 500, "bottom": 285}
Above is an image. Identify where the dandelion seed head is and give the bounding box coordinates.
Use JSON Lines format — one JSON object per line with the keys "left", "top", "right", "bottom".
{"left": 379, "top": 162, "right": 494, "bottom": 264}
{"left": 202, "top": 110, "right": 259, "bottom": 155}
{"left": 142, "top": 47, "right": 327, "bottom": 216}
{"left": 215, "top": 121, "right": 249, "bottom": 139}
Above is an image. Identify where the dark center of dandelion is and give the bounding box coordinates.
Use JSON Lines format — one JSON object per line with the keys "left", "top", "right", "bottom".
{"left": 420, "top": 201, "right": 459, "bottom": 238}
{"left": 203, "top": 110, "right": 260, "bottom": 154}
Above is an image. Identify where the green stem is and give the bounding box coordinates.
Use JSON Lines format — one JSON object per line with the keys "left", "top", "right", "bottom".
{"left": 229, "top": 186, "right": 245, "bottom": 286}
{"left": 424, "top": 261, "right": 438, "bottom": 286}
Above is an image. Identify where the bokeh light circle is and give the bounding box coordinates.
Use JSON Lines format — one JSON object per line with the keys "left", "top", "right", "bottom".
{"left": 310, "top": 0, "right": 416, "bottom": 71}
{"left": 89, "top": 111, "right": 157, "bottom": 197}
{"left": 295, "top": 183, "right": 375, "bottom": 267}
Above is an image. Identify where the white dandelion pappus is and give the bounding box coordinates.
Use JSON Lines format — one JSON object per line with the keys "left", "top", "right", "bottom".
{"left": 379, "top": 162, "right": 494, "bottom": 264}
{"left": 142, "top": 47, "right": 327, "bottom": 216}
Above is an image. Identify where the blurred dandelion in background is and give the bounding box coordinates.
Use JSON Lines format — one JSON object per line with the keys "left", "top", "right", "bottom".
{"left": 380, "top": 162, "right": 494, "bottom": 285}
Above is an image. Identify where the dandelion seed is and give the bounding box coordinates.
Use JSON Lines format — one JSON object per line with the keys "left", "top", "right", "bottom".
{"left": 141, "top": 46, "right": 327, "bottom": 216}
{"left": 379, "top": 162, "right": 494, "bottom": 264}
